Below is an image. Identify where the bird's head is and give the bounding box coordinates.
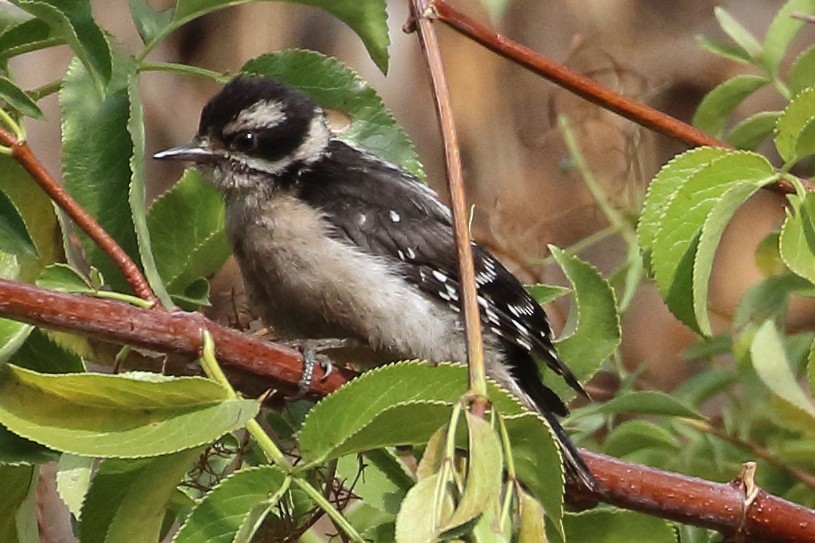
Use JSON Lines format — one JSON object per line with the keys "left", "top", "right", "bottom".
{"left": 154, "top": 76, "right": 330, "bottom": 194}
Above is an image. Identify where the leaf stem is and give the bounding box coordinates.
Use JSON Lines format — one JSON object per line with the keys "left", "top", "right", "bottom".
{"left": 496, "top": 414, "right": 516, "bottom": 531}
{"left": 199, "top": 331, "right": 290, "bottom": 468}
{"left": 0, "top": 106, "right": 25, "bottom": 141}
{"left": 558, "top": 115, "right": 636, "bottom": 246}
{"left": 139, "top": 62, "right": 231, "bottom": 83}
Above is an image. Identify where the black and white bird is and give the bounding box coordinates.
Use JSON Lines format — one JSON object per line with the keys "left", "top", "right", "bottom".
{"left": 154, "top": 75, "right": 594, "bottom": 488}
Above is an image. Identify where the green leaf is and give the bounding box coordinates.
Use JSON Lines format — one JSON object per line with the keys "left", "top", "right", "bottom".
{"left": 735, "top": 274, "right": 814, "bottom": 328}
{"left": 713, "top": 7, "right": 762, "bottom": 59}
{"left": 171, "top": 276, "right": 212, "bottom": 309}
{"left": 395, "top": 472, "right": 453, "bottom": 543}
{"left": 0, "top": 424, "right": 58, "bottom": 464}
{"left": 0, "top": 18, "right": 62, "bottom": 60}
{"left": 147, "top": 168, "right": 230, "bottom": 293}
{"left": 0, "top": 464, "right": 37, "bottom": 543}
{"left": 693, "top": 181, "right": 767, "bottom": 334}
{"left": 336, "top": 450, "right": 413, "bottom": 516}
{"left": 755, "top": 232, "right": 785, "bottom": 277}
{"left": 171, "top": 0, "right": 389, "bottom": 73}
{"left": 763, "top": 0, "right": 815, "bottom": 76}
{"left": 726, "top": 111, "right": 781, "bottom": 150}
{"left": 563, "top": 509, "right": 675, "bottom": 543}
{"left": 56, "top": 454, "right": 93, "bottom": 517}
{"left": 672, "top": 369, "right": 737, "bottom": 407}
{"left": 638, "top": 147, "right": 730, "bottom": 272}
{"left": 692, "top": 75, "right": 768, "bottom": 138}
{"left": 172, "top": 465, "right": 288, "bottom": 543}
{"left": 79, "top": 448, "right": 204, "bottom": 543}
{"left": 751, "top": 319, "right": 815, "bottom": 419}
{"left": 0, "top": 2, "right": 33, "bottom": 31}
{"left": 695, "top": 36, "right": 753, "bottom": 64}
{"left": 14, "top": 0, "right": 112, "bottom": 92}
{"left": 10, "top": 327, "right": 85, "bottom": 374}
{"left": 550, "top": 247, "right": 620, "bottom": 399}
{"left": 0, "top": 365, "right": 259, "bottom": 457}
{"left": 35, "top": 263, "right": 92, "bottom": 293}
{"left": 60, "top": 57, "right": 140, "bottom": 292}
{"left": 775, "top": 86, "right": 815, "bottom": 164}
{"left": 526, "top": 284, "right": 571, "bottom": 305}
{"left": 592, "top": 391, "right": 703, "bottom": 419}
{"left": 128, "top": 0, "right": 173, "bottom": 44}
{"left": 517, "top": 489, "right": 547, "bottom": 543}
{"left": 651, "top": 151, "right": 775, "bottom": 333}
{"left": 503, "top": 412, "right": 564, "bottom": 539}
{"left": 318, "top": 401, "right": 458, "bottom": 461}
{"left": 604, "top": 420, "right": 679, "bottom": 457}
{"left": 0, "top": 188, "right": 37, "bottom": 258}
{"left": 0, "top": 75, "right": 42, "bottom": 118}
{"left": 789, "top": 44, "right": 815, "bottom": 97}
{"left": 242, "top": 50, "right": 423, "bottom": 178}
{"left": 416, "top": 424, "right": 447, "bottom": 481}
{"left": 0, "top": 156, "right": 59, "bottom": 281}
{"left": 440, "top": 413, "right": 502, "bottom": 533}
{"left": 127, "top": 74, "right": 173, "bottom": 307}
{"left": 0, "top": 318, "right": 33, "bottom": 365}
{"left": 780, "top": 191, "right": 815, "bottom": 284}
{"left": 297, "top": 362, "right": 524, "bottom": 464}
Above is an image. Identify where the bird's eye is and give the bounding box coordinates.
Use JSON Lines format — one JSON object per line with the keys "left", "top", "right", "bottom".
{"left": 231, "top": 131, "right": 258, "bottom": 153}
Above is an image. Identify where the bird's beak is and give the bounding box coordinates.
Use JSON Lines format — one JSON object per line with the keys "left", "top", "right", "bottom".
{"left": 153, "top": 138, "right": 216, "bottom": 163}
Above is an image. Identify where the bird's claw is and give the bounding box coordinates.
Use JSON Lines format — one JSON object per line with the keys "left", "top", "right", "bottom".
{"left": 288, "top": 338, "right": 354, "bottom": 397}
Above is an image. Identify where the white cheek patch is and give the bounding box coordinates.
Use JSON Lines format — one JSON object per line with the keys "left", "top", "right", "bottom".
{"left": 224, "top": 100, "right": 286, "bottom": 134}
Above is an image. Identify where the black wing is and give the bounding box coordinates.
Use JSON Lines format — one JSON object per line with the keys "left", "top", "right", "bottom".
{"left": 299, "top": 141, "right": 585, "bottom": 397}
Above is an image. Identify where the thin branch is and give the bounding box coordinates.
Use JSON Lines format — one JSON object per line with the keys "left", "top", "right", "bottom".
{"left": 0, "top": 279, "right": 813, "bottom": 541}
{"left": 682, "top": 419, "right": 815, "bottom": 492}
{"left": 407, "top": 0, "right": 489, "bottom": 412}
{"left": 430, "top": 0, "right": 815, "bottom": 195}
{"left": 0, "top": 128, "right": 160, "bottom": 306}
{"left": 570, "top": 453, "right": 815, "bottom": 543}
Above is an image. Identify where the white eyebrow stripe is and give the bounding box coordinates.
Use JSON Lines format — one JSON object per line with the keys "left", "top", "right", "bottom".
{"left": 224, "top": 99, "right": 286, "bottom": 134}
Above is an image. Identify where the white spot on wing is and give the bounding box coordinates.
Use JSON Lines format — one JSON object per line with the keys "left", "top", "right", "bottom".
{"left": 432, "top": 270, "right": 447, "bottom": 283}
{"left": 389, "top": 210, "right": 401, "bottom": 223}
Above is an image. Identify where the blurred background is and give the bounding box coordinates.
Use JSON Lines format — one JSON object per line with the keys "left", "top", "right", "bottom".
{"left": 13, "top": 0, "right": 815, "bottom": 395}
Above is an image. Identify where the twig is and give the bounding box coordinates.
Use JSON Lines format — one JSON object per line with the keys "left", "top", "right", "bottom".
{"left": 0, "top": 279, "right": 813, "bottom": 541}
{"left": 0, "top": 127, "right": 160, "bottom": 305}
{"left": 682, "top": 419, "right": 815, "bottom": 492}
{"left": 407, "top": 0, "right": 489, "bottom": 414}
{"left": 791, "top": 12, "right": 815, "bottom": 24}
{"left": 430, "top": 0, "right": 815, "bottom": 195}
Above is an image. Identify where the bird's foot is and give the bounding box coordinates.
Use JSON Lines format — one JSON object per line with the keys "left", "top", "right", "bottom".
{"left": 284, "top": 338, "right": 362, "bottom": 395}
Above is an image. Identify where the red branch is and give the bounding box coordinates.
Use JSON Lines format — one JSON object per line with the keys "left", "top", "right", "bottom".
{"left": 0, "top": 279, "right": 812, "bottom": 542}
{"left": 0, "top": 128, "right": 160, "bottom": 305}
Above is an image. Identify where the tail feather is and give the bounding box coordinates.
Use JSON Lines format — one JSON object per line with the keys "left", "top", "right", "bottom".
{"left": 509, "top": 347, "right": 597, "bottom": 490}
